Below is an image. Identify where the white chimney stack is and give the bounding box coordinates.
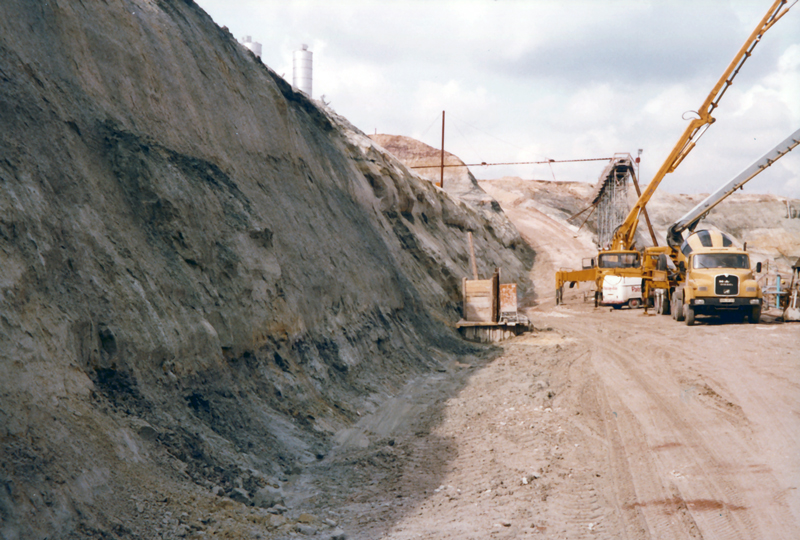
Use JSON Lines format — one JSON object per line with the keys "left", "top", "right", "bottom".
{"left": 293, "top": 44, "right": 313, "bottom": 96}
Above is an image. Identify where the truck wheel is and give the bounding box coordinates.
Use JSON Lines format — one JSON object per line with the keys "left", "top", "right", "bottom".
{"left": 629, "top": 298, "right": 641, "bottom": 309}
{"left": 675, "top": 299, "right": 685, "bottom": 322}
{"left": 685, "top": 304, "right": 695, "bottom": 326}
{"left": 749, "top": 306, "right": 761, "bottom": 324}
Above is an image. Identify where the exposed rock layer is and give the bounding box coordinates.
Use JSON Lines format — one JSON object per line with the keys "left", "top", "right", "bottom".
{"left": 0, "top": 1, "right": 531, "bottom": 537}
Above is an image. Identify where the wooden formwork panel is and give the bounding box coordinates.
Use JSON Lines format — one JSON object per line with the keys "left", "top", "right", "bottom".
{"left": 462, "top": 273, "right": 499, "bottom": 323}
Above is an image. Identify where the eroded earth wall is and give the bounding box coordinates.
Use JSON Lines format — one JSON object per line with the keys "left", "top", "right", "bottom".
{"left": 0, "top": 1, "right": 531, "bottom": 537}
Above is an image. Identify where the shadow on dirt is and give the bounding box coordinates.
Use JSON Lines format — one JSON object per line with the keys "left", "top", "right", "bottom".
{"left": 291, "top": 343, "right": 502, "bottom": 538}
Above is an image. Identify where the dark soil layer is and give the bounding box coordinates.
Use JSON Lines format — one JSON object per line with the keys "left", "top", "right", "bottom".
{"left": 0, "top": 1, "right": 532, "bottom": 538}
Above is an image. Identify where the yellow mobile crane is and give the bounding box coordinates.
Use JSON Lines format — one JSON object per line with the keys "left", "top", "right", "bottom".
{"left": 555, "top": 0, "right": 795, "bottom": 306}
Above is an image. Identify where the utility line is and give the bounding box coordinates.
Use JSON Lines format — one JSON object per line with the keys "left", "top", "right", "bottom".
{"left": 410, "top": 157, "right": 613, "bottom": 169}
{"left": 418, "top": 112, "right": 444, "bottom": 141}
{"left": 450, "top": 114, "right": 525, "bottom": 151}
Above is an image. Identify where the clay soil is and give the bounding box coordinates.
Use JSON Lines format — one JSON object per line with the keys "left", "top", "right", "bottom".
{"left": 302, "top": 302, "right": 799, "bottom": 540}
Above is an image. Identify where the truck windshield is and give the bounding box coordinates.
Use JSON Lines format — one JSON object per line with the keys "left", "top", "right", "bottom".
{"left": 598, "top": 253, "right": 640, "bottom": 269}
{"left": 693, "top": 253, "right": 749, "bottom": 269}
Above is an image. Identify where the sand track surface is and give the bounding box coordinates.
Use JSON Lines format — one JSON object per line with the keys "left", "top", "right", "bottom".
{"left": 301, "top": 304, "right": 798, "bottom": 539}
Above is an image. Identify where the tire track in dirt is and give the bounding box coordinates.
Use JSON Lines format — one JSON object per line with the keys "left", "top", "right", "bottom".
{"left": 299, "top": 304, "right": 798, "bottom": 540}
{"left": 566, "top": 306, "right": 796, "bottom": 539}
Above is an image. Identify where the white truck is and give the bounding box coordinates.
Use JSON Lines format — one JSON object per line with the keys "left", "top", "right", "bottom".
{"left": 601, "top": 275, "right": 643, "bottom": 308}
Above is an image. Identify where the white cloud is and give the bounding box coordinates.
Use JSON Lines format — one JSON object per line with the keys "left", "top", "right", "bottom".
{"left": 196, "top": 0, "right": 800, "bottom": 197}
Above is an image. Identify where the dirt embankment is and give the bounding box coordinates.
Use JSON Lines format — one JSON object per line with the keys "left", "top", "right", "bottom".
{"left": 0, "top": 1, "right": 532, "bottom": 538}
{"left": 369, "top": 134, "right": 526, "bottom": 262}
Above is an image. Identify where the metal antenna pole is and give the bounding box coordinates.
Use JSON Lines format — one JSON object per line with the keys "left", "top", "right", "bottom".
{"left": 440, "top": 111, "right": 445, "bottom": 188}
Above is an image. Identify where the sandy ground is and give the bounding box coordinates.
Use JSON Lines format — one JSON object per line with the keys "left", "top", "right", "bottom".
{"left": 278, "top": 179, "right": 800, "bottom": 540}
{"left": 301, "top": 302, "right": 799, "bottom": 540}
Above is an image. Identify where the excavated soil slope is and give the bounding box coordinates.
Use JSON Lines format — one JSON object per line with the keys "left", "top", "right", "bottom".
{"left": 0, "top": 1, "right": 532, "bottom": 538}
{"left": 368, "top": 134, "right": 524, "bottom": 264}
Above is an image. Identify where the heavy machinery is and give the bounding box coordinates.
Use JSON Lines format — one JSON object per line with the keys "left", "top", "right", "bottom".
{"left": 665, "top": 127, "right": 800, "bottom": 248}
{"left": 668, "top": 230, "right": 763, "bottom": 324}
{"left": 655, "top": 128, "right": 800, "bottom": 324}
{"left": 555, "top": 0, "right": 794, "bottom": 307}
{"left": 784, "top": 258, "right": 800, "bottom": 321}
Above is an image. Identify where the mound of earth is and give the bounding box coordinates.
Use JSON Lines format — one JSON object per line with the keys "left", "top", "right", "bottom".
{"left": 0, "top": 1, "right": 533, "bottom": 538}
{"left": 481, "top": 176, "right": 800, "bottom": 288}
{"left": 369, "top": 134, "right": 525, "bottom": 258}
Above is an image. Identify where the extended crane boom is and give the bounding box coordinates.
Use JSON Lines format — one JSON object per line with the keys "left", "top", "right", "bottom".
{"left": 555, "top": 0, "right": 794, "bottom": 308}
{"left": 667, "top": 127, "right": 800, "bottom": 247}
{"left": 610, "top": 0, "right": 794, "bottom": 251}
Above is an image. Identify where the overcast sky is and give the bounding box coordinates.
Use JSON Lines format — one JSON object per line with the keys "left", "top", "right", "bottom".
{"left": 195, "top": 0, "right": 800, "bottom": 198}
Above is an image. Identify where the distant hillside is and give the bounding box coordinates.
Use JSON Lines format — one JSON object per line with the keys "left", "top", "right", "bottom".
{"left": 482, "top": 177, "right": 800, "bottom": 274}
{"left": 369, "top": 134, "right": 532, "bottom": 259}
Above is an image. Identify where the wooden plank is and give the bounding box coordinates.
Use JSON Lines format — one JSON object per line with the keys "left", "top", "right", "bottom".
{"left": 463, "top": 278, "right": 497, "bottom": 322}
{"left": 465, "top": 280, "right": 494, "bottom": 294}
{"left": 468, "top": 232, "right": 479, "bottom": 280}
{"left": 491, "top": 272, "right": 499, "bottom": 323}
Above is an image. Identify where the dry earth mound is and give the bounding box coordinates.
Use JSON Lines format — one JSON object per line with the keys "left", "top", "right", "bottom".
{"left": 482, "top": 177, "right": 800, "bottom": 282}
{"left": 369, "top": 134, "right": 525, "bottom": 259}
{"left": 0, "top": 1, "right": 532, "bottom": 538}
{"left": 368, "top": 134, "right": 486, "bottom": 200}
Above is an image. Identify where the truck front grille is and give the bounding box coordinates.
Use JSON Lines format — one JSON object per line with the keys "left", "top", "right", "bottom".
{"left": 715, "top": 274, "right": 739, "bottom": 296}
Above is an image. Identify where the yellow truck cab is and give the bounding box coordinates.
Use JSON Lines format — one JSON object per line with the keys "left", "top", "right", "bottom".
{"left": 671, "top": 230, "right": 762, "bottom": 325}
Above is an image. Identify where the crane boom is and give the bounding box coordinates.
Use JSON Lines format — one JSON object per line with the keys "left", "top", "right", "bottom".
{"left": 666, "top": 127, "right": 800, "bottom": 246}
{"left": 610, "top": 0, "right": 794, "bottom": 251}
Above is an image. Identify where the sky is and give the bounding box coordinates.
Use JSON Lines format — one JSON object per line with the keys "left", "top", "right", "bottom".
{"left": 195, "top": 0, "right": 800, "bottom": 198}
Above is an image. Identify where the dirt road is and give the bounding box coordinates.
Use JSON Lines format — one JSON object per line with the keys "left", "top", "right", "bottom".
{"left": 301, "top": 303, "right": 799, "bottom": 540}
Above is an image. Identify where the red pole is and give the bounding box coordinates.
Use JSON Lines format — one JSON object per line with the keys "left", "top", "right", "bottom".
{"left": 440, "top": 111, "right": 445, "bottom": 188}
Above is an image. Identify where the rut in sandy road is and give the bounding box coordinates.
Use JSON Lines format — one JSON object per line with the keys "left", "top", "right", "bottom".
{"left": 296, "top": 304, "right": 798, "bottom": 540}
{"left": 567, "top": 306, "right": 797, "bottom": 540}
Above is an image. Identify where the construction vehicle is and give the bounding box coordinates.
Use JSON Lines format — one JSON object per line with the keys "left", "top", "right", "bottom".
{"left": 602, "top": 275, "right": 643, "bottom": 308}
{"left": 667, "top": 230, "right": 763, "bottom": 324}
{"left": 654, "top": 128, "right": 800, "bottom": 324}
{"left": 555, "top": 0, "right": 794, "bottom": 307}
{"left": 555, "top": 155, "right": 655, "bottom": 307}
{"left": 783, "top": 258, "right": 800, "bottom": 321}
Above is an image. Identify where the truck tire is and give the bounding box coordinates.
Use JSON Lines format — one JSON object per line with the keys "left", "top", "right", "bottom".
{"left": 674, "top": 299, "right": 685, "bottom": 322}
{"left": 685, "top": 304, "right": 695, "bottom": 326}
{"left": 749, "top": 305, "right": 761, "bottom": 324}
{"left": 629, "top": 298, "right": 641, "bottom": 309}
